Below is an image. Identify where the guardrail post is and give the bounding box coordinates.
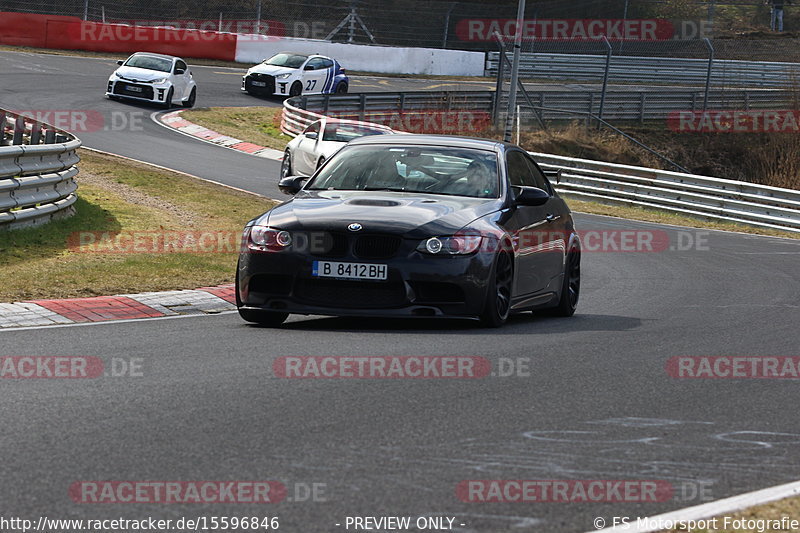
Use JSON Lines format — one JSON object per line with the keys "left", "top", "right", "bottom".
{"left": 44, "top": 129, "right": 56, "bottom": 144}
{"left": 492, "top": 36, "right": 506, "bottom": 125}
{"left": 30, "top": 123, "right": 41, "bottom": 145}
{"left": 12, "top": 116, "right": 24, "bottom": 145}
{"left": 640, "top": 93, "right": 646, "bottom": 124}
{"left": 0, "top": 114, "right": 6, "bottom": 145}
{"left": 359, "top": 93, "right": 367, "bottom": 122}
{"left": 597, "top": 36, "right": 612, "bottom": 130}
{"left": 703, "top": 38, "right": 715, "bottom": 111}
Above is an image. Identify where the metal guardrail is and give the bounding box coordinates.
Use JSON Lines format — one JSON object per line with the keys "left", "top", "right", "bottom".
{"left": 286, "top": 88, "right": 795, "bottom": 125}
{"left": 1, "top": 109, "right": 81, "bottom": 229}
{"left": 282, "top": 94, "right": 800, "bottom": 233}
{"left": 532, "top": 153, "right": 800, "bottom": 233}
{"left": 486, "top": 52, "right": 800, "bottom": 88}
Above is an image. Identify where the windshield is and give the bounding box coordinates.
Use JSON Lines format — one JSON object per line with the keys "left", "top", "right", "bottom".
{"left": 307, "top": 145, "right": 500, "bottom": 199}
{"left": 264, "top": 53, "right": 308, "bottom": 69}
{"left": 322, "top": 123, "right": 390, "bottom": 143}
{"left": 124, "top": 55, "right": 172, "bottom": 72}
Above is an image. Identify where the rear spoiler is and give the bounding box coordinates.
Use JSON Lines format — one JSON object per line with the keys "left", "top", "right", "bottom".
{"left": 543, "top": 169, "right": 562, "bottom": 184}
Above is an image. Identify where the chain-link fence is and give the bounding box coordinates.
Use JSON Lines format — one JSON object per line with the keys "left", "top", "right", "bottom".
{"left": 3, "top": 0, "right": 800, "bottom": 49}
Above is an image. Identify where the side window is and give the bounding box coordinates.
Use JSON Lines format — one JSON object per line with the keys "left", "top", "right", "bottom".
{"left": 319, "top": 59, "right": 334, "bottom": 69}
{"left": 524, "top": 154, "right": 551, "bottom": 193}
{"left": 506, "top": 151, "right": 537, "bottom": 187}
{"left": 304, "top": 121, "right": 321, "bottom": 136}
{"left": 305, "top": 58, "right": 325, "bottom": 70}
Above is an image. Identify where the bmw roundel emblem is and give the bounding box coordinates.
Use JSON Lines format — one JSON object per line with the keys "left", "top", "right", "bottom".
{"left": 347, "top": 223, "right": 363, "bottom": 232}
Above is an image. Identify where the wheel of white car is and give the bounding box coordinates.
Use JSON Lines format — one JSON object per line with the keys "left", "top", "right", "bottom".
{"left": 163, "top": 87, "right": 174, "bottom": 109}
{"left": 335, "top": 82, "right": 348, "bottom": 94}
{"left": 289, "top": 82, "right": 302, "bottom": 97}
{"left": 182, "top": 87, "right": 196, "bottom": 108}
{"left": 281, "top": 149, "right": 292, "bottom": 178}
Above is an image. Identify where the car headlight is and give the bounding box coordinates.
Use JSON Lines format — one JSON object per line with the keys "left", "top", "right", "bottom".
{"left": 150, "top": 78, "right": 168, "bottom": 84}
{"left": 244, "top": 226, "right": 292, "bottom": 252}
{"left": 417, "top": 234, "right": 483, "bottom": 255}
{"left": 114, "top": 72, "right": 124, "bottom": 78}
{"left": 275, "top": 73, "right": 291, "bottom": 79}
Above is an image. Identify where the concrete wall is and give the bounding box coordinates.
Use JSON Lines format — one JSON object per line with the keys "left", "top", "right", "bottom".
{"left": 235, "top": 36, "right": 486, "bottom": 76}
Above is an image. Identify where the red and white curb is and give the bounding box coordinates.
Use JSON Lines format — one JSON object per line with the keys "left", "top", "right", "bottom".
{"left": 158, "top": 110, "right": 284, "bottom": 161}
{"left": 592, "top": 479, "right": 800, "bottom": 532}
{"left": 0, "top": 284, "right": 236, "bottom": 329}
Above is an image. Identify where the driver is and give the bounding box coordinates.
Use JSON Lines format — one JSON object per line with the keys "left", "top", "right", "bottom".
{"left": 454, "top": 160, "right": 493, "bottom": 197}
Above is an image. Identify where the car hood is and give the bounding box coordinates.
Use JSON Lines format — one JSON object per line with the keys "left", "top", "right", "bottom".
{"left": 256, "top": 191, "right": 502, "bottom": 237}
{"left": 114, "top": 66, "right": 170, "bottom": 82}
{"left": 247, "top": 64, "right": 295, "bottom": 77}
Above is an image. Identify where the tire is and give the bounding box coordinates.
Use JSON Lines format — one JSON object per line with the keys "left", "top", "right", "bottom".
{"left": 235, "top": 266, "right": 289, "bottom": 326}
{"left": 550, "top": 246, "right": 581, "bottom": 317}
{"left": 289, "top": 82, "right": 303, "bottom": 97}
{"left": 238, "top": 308, "right": 289, "bottom": 327}
{"left": 335, "top": 82, "right": 348, "bottom": 94}
{"left": 316, "top": 157, "right": 326, "bottom": 170}
{"left": 163, "top": 87, "right": 174, "bottom": 109}
{"left": 108, "top": 95, "right": 120, "bottom": 101}
{"left": 479, "top": 252, "right": 513, "bottom": 328}
{"left": 182, "top": 87, "right": 196, "bottom": 108}
{"left": 281, "top": 149, "right": 292, "bottom": 179}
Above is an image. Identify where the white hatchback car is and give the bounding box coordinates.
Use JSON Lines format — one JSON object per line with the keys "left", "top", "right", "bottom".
{"left": 281, "top": 118, "right": 394, "bottom": 178}
{"left": 106, "top": 52, "right": 197, "bottom": 108}
{"left": 243, "top": 52, "right": 350, "bottom": 98}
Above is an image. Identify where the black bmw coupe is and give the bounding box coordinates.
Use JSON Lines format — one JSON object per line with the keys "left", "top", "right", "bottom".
{"left": 236, "top": 135, "right": 581, "bottom": 327}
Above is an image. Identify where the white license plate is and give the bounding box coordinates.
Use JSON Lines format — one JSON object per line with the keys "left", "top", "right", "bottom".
{"left": 126, "top": 85, "right": 142, "bottom": 92}
{"left": 251, "top": 81, "right": 266, "bottom": 87}
{"left": 313, "top": 261, "right": 388, "bottom": 281}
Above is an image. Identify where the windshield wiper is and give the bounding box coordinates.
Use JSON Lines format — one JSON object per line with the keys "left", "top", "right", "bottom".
{"left": 361, "top": 187, "right": 408, "bottom": 192}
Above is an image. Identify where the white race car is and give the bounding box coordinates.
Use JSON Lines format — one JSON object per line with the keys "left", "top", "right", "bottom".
{"left": 106, "top": 52, "right": 197, "bottom": 108}
{"left": 242, "top": 52, "right": 350, "bottom": 98}
{"left": 281, "top": 118, "right": 393, "bottom": 178}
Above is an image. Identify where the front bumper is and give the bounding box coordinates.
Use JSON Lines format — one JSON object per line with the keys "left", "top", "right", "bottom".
{"left": 237, "top": 242, "right": 495, "bottom": 319}
{"left": 106, "top": 79, "right": 171, "bottom": 103}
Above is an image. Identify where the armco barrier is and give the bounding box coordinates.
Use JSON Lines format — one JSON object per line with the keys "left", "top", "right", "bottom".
{"left": 282, "top": 95, "right": 800, "bottom": 233}
{"left": 486, "top": 52, "right": 800, "bottom": 88}
{"left": 0, "top": 109, "right": 81, "bottom": 230}
{"left": 285, "top": 88, "right": 794, "bottom": 125}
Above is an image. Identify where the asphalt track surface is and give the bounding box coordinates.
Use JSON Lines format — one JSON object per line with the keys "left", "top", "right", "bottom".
{"left": 2, "top": 50, "right": 800, "bottom": 532}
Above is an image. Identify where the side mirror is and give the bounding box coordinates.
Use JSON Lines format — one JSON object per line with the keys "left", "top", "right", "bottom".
{"left": 543, "top": 169, "right": 562, "bottom": 184}
{"left": 514, "top": 186, "right": 550, "bottom": 207}
{"left": 117, "top": 60, "right": 124, "bottom": 65}
{"left": 304, "top": 132, "right": 318, "bottom": 140}
{"left": 279, "top": 175, "right": 308, "bottom": 195}
{"left": 175, "top": 68, "right": 185, "bottom": 75}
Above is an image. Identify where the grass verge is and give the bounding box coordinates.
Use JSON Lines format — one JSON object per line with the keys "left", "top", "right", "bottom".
{"left": 663, "top": 494, "right": 800, "bottom": 532}
{"left": 181, "top": 107, "right": 288, "bottom": 151}
{"left": 173, "top": 107, "right": 799, "bottom": 239}
{"left": 0, "top": 149, "right": 275, "bottom": 302}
